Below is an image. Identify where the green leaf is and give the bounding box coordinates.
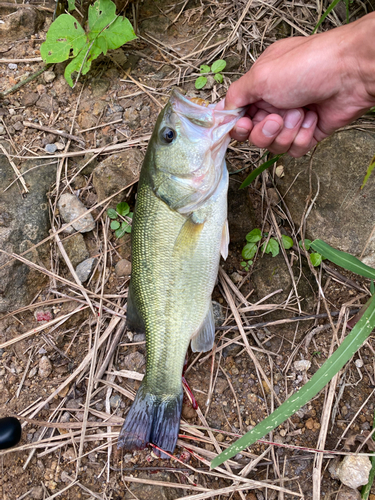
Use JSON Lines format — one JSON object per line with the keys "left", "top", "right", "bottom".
{"left": 116, "top": 201, "right": 130, "bottom": 217}
{"left": 195, "top": 76, "right": 207, "bottom": 90}
{"left": 67, "top": 0, "right": 76, "bottom": 11}
{"left": 299, "top": 239, "right": 312, "bottom": 251}
{"left": 107, "top": 208, "right": 118, "bottom": 219}
{"left": 361, "top": 154, "right": 375, "bottom": 190}
{"left": 242, "top": 242, "right": 257, "bottom": 261}
{"left": 262, "top": 238, "right": 279, "bottom": 257}
{"left": 200, "top": 64, "right": 210, "bottom": 74}
{"left": 40, "top": 14, "right": 87, "bottom": 63}
{"left": 214, "top": 73, "right": 223, "bottom": 84}
{"left": 371, "top": 280, "right": 375, "bottom": 296}
{"left": 211, "top": 59, "right": 226, "bottom": 74}
{"left": 281, "top": 235, "right": 293, "bottom": 250}
{"left": 240, "top": 154, "right": 284, "bottom": 189}
{"left": 312, "top": 0, "right": 341, "bottom": 34}
{"left": 110, "top": 220, "right": 120, "bottom": 230}
{"left": 115, "top": 221, "right": 131, "bottom": 238}
{"left": 310, "top": 239, "right": 375, "bottom": 279}
{"left": 246, "top": 229, "right": 262, "bottom": 243}
{"left": 211, "top": 292, "right": 375, "bottom": 469}
{"left": 310, "top": 253, "right": 322, "bottom": 267}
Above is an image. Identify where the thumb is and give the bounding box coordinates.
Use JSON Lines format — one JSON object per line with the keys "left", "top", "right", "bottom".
{"left": 224, "top": 70, "right": 260, "bottom": 110}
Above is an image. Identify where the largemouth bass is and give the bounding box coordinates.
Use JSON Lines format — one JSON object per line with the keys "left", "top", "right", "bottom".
{"left": 118, "top": 89, "right": 244, "bottom": 457}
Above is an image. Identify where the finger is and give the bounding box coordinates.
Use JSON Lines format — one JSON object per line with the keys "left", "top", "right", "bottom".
{"left": 265, "top": 109, "right": 305, "bottom": 154}
{"left": 248, "top": 114, "right": 284, "bottom": 149}
{"left": 230, "top": 116, "right": 253, "bottom": 141}
{"left": 288, "top": 111, "right": 318, "bottom": 157}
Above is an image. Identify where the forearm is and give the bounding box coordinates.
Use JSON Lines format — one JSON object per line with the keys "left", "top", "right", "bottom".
{"left": 350, "top": 12, "right": 375, "bottom": 101}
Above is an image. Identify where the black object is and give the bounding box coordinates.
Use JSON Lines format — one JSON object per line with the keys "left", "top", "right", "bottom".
{"left": 0, "top": 417, "right": 22, "bottom": 449}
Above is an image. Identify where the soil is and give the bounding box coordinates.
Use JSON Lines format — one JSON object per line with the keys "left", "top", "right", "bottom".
{"left": 0, "top": 1, "right": 375, "bottom": 499}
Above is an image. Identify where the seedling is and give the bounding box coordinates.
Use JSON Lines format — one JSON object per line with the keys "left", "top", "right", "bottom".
{"left": 298, "top": 239, "right": 324, "bottom": 267}
{"left": 40, "top": 0, "right": 136, "bottom": 87}
{"left": 240, "top": 228, "right": 293, "bottom": 270}
{"left": 195, "top": 59, "right": 226, "bottom": 89}
{"left": 107, "top": 202, "right": 132, "bottom": 238}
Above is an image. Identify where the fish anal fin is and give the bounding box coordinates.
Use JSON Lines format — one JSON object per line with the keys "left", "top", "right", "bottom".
{"left": 190, "top": 303, "right": 215, "bottom": 353}
{"left": 221, "top": 219, "right": 230, "bottom": 260}
{"left": 173, "top": 215, "right": 204, "bottom": 258}
{"left": 126, "top": 281, "right": 145, "bottom": 333}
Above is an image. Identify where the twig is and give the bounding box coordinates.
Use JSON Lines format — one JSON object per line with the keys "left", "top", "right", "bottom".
{"left": 23, "top": 121, "right": 85, "bottom": 145}
{"left": 0, "top": 143, "right": 29, "bottom": 193}
{"left": 0, "top": 64, "right": 51, "bottom": 99}
{"left": 0, "top": 57, "right": 43, "bottom": 63}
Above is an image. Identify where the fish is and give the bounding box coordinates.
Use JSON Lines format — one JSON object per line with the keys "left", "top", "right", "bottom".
{"left": 117, "top": 89, "right": 245, "bottom": 458}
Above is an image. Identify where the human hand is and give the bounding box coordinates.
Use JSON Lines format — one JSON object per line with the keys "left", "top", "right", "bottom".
{"left": 223, "top": 13, "right": 375, "bottom": 157}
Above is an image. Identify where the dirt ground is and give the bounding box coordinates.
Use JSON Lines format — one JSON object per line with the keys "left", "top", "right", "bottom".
{"left": 0, "top": 1, "right": 375, "bottom": 499}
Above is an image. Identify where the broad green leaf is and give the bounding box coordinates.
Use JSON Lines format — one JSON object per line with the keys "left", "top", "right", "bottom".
{"left": 107, "top": 208, "right": 118, "bottom": 219}
{"left": 195, "top": 76, "right": 207, "bottom": 90}
{"left": 40, "top": 14, "right": 87, "bottom": 63}
{"left": 116, "top": 202, "right": 130, "bottom": 216}
{"left": 299, "top": 239, "right": 312, "bottom": 251}
{"left": 361, "top": 154, "right": 375, "bottom": 190}
{"left": 64, "top": 47, "right": 90, "bottom": 86}
{"left": 246, "top": 228, "right": 262, "bottom": 243}
{"left": 240, "top": 154, "right": 283, "bottom": 189}
{"left": 200, "top": 64, "right": 210, "bottom": 74}
{"left": 310, "top": 239, "right": 375, "bottom": 279}
{"left": 240, "top": 261, "right": 247, "bottom": 267}
{"left": 211, "top": 292, "right": 375, "bottom": 469}
{"left": 281, "top": 235, "right": 293, "bottom": 249}
{"left": 310, "top": 252, "right": 322, "bottom": 267}
{"left": 115, "top": 221, "right": 131, "bottom": 238}
{"left": 371, "top": 280, "right": 375, "bottom": 296}
{"left": 110, "top": 220, "right": 120, "bottom": 230}
{"left": 68, "top": 0, "right": 76, "bottom": 11}
{"left": 242, "top": 242, "right": 257, "bottom": 261}
{"left": 262, "top": 238, "right": 279, "bottom": 257}
{"left": 211, "top": 59, "right": 226, "bottom": 73}
{"left": 312, "top": 0, "right": 341, "bottom": 34}
{"left": 214, "top": 73, "right": 223, "bottom": 84}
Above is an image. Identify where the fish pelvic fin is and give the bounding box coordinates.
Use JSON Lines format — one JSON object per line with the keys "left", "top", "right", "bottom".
{"left": 220, "top": 219, "right": 230, "bottom": 260}
{"left": 190, "top": 302, "right": 215, "bottom": 353}
{"left": 118, "top": 382, "right": 183, "bottom": 459}
{"left": 173, "top": 215, "right": 205, "bottom": 259}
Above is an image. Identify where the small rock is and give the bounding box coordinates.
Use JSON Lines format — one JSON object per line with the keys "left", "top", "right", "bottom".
{"left": 39, "top": 356, "right": 52, "bottom": 378}
{"left": 45, "top": 143, "right": 57, "bottom": 154}
{"left": 115, "top": 259, "right": 131, "bottom": 277}
{"left": 55, "top": 142, "right": 65, "bottom": 151}
{"left": 230, "top": 272, "right": 242, "bottom": 284}
{"left": 20, "top": 92, "right": 39, "bottom": 107}
{"left": 75, "top": 257, "right": 97, "bottom": 283}
{"left": 7, "top": 125, "right": 15, "bottom": 134}
{"left": 294, "top": 360, "right": 311, "bottom": 372}
{"left": 337, "top": 486, "right": 361, "bottom": 500}
{"left": 109, "top": 394, "right": 122, "bottom": 408}
{"left": 30, "top": 486, "right": 44, "bottom": 500}
{"left": 43, "top": 71, "right": 56, "bottom": 83}
{"left": 0, "top": 125, "right": 5, "bottom": 135}
{"left": 36, "top": 93, "right": 58, "bottom": 115}
{"left": 354, "top": 359, "right": 363, "bottom": 368}
{"left": 212, "top": 300, "right": 224, "bottom": 326}
{"left": 60, "top": 233, "right": 89, "bottom": 268}
{"left": 60, "top": 412, "right": 71, "bottom": 423}
{"left": 13, "top": 121, "right": 24, "bottom": 132}
{"left": 123, "top": 351, "right": 146, "bottom": 372}
{"left": 330, "top": 455, "right": 372, "bottom": 489}
{"left": 133, "top": 333, "right": 146, "bottom": 342}
{"left": 216, "top": 433, "right": 225, "bottom": 442}
{"left": 58, "top": 193, "right": 95, "bottom": 233}
{"left": 215, "top": 377, "right": 229, "bottom": 395}
{"left": 106, "top": 103, "right": 124, "bottom": 116}
{"left": 8, "top": 63, "right": 17, "bottom": 70}
{"left": 204, "top": 75, "right": 216, "bottom": 90}
{"left": 28, "top": 365, "right": 38, "bottom": 378}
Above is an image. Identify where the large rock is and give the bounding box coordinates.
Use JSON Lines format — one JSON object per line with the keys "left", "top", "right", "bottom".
{"left": 92, "top": 150, "right": 143, "bottom": 207}
{"left": 0, "top": 143, "right": 56, "bottom": 313}
{"left": 276, "top": 130, "right": 375, "bottom": 267}
{"left": 0, "top": 7, "right": 44, "bottom": 43}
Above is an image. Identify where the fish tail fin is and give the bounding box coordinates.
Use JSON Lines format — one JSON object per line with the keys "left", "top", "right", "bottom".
{"left": 117, "top": 382, "right": 183, "bottom": 458}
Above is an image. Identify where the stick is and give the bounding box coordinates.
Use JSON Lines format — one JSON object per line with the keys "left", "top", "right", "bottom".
{"left": 23, "top": 121, "right": 85, "bottom": 145}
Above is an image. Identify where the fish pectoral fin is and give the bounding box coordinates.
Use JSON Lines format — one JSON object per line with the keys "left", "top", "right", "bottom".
{"left": 173, "top": 215, "right": 205, "bottom": 258}
{"left": 126, "top": 281, "right": 145, "bottom": 333}
{"left": 190, "top": 302, "right": 215, "bottom": 353}
{"left": 220, "top": 219, "right": 230, "bottom": 260}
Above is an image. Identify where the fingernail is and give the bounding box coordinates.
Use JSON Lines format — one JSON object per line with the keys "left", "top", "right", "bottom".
{"left": 284, "top": 110, "right": 302, "bottom": 129}
{"left": 302, "top": 114, "right": 316, "bottom": 129}
{"left": 262, "top": 120, "right": 281, "bottom": 137}
{"left": 236, "top": 127, "right": 249, "bottom": 137}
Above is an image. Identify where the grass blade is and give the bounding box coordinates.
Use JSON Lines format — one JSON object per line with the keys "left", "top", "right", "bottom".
{"left": 312, "top": 0, "right": 341, "bottom": 34}
{"left": 310, "top": 239, "right": 375, "bottom": 279}
{"left": 361, "top": 154, "right": 375, "bottom": 190}
{"left": 240, "top": 154, "right": 283, "bottom": 189}
{"left": 361, "top": 411, "right": 375, "bottom": 499}
{"left": 211, "top": 293, "right": 375, "bottom": 469}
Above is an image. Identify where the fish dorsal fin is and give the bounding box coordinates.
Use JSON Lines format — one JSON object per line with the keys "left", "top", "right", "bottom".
{"left": 220, "top": 219, "right": 230, "bottom": 260}
{"left": 173, "top": 215, "right": 204, "bottom": 258}
{"left": 190, "top": 303, "right": 215, "bottom": 353}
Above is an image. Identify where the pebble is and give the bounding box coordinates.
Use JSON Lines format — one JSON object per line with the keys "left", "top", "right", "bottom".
{"left": 0, "top": 125, "right": 5, "bottom": 135}
{"left": 133, "top": 333, "right": 146, "bottom": 343}
{"left": 330, "top": 455, "right": 372, "bottom": 489}
{"left": 212, "top": 300, "right": 224, "bottom": 326}
{"left": 58, "top": 192, "right": 95, "bottom": 233}
{"left": 38, "top": 356, "right": 52, "bottom": 378}
{"left": 109, "top": 395, "right": 122, "bottom": 408}
{"left": 354, "top": 359, "right": 363, "bottom": 368}
{"left": 43, "top": 70, "right": 56, "bottom": 83}
{"left": 55, "top": 142, "right": 65, "bottom": 150}
{"left": 45, "top": 143, "right": 57, "bottom": 154}
{"left": 20, "top": 92, "right": 39, "bottom": 107}
{"left": 30, "top": 486, "right": 44, "bottom": 500}
{"left": 294, "top": 360, "right": 311, "bottom": 372}
{"left": 8, "top": 63, "right": 17, "bottom": 70}
{"left": 230, "top": 272, "right": 242, "bottom": 284}
{"left": 75, "top": 257, "right": 97, "bottom": 283}
{"left": 123, "top": 351, "right": 146, "bottom": 372}
{"left": 13, "top": 121, "right": 24, "bottom": 131}
{"left": 28, "top": 365, "right": 38, "bottom": 378}
{"left": 115, "top": 259, "right": 132, "bottom": 277}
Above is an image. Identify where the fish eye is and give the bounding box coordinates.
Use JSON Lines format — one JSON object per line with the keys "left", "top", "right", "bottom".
{"left": 160, "top": 127, "right": 176, "bottom": 144}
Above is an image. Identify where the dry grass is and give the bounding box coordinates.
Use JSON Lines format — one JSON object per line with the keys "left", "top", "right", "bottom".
{"left": 1, "top": 1, "right": 375, "bottom": 499}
